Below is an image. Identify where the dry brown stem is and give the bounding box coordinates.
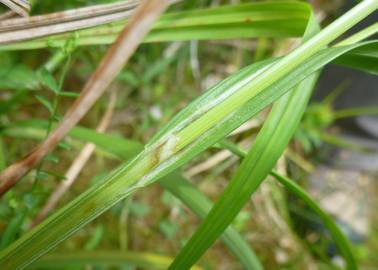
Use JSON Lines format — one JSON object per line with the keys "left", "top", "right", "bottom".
{"left": 0, "top": 0, "right": 30, "bottom": 17}
{"left": 0, "top": 0, "right": 140, "bottom": 44}
{"left": 0, "top": 0, "right": 171, "bottom": 196}
{"left": 31, "top": 91, "right": 117, "bottom": 227}
{"left": 0, "top": 11, "right": 16, "bottom": 21}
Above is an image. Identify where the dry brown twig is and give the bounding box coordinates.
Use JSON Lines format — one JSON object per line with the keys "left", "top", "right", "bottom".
{"left": 0, "top": 0, "right": 30, "bottom": 17}
{"left": 0, "top": 0, "right": 172, "bottom": 196}
{"left": 0, "top": 0, "right": 140, "bottom": 44}
{"left": 185, "top": 137, "right": 253, "bottom": 178}
{"left": 0, "top": 0, "right": 180, "bottom": 45}
{"left": 0, "top": 11, "right": 16, "bottom": 21}
{"left": 31, "top": 91, "right": 118, "bottom": 227}
{"left": 0, "top": 0, "right": 138, "bottom": 31}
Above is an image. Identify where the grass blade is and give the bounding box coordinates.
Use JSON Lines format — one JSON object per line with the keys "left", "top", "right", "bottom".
{"left": 167, "top": 12, "right": 321, "bottom": 268}
{"left": 168, "top": 9, "right": 377, "bottom": 269}
{"left": 333, "top": 42, "right": 378, "bottom": 75}
{"left": 1, "top": 120, "right": 142, "bottom": 160}
{"left": 270, "top": 171, "right": 357, "bottom": 269}
{"left": 216, "top": 140, "right": 359, "bottom": 270}
{"left": 336, "top": 22, "right": 378, "bottom": 46}
{"left": 31, "top": 251, "right": 202, "bottom": 270}
{"left": 160, "top": 173, "right": 263, "bottom": 270}
{"left": 334, "top": 106, "right": 378, "bottom": 119}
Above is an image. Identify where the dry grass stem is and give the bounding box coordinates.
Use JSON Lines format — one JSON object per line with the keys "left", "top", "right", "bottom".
{"left": 185, "top": 138, "right": 252, "bottom": 178}
{"left": 0, "top": 0, "right": 30, "bottom": 17}
{"left": 0, "top": 11, "right": 16, "bottom": 21}
{"left": 0, "top": 0, "right": 171, "bottom": 196}
{"left": 0, "top": 0, "right": 138, "bottom": 31}
{"left": 229, "top": 119, "right": 260, "bottom": 136}
{"left": 0, "top": 0, "right": 141, "bottom": 44}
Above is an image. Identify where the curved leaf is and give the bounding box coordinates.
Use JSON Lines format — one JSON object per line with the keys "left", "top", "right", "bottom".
{"left": 160, "top": 173, "right": 263, "bottom": 270}
{"left": 167, "top": 13, "right": 321, "bottom": 269}
{"left": 271, "top": 171, "right": 357, "bottom": 269}
{"left": 168, "top": 10, "right": 375, "bottom": 270}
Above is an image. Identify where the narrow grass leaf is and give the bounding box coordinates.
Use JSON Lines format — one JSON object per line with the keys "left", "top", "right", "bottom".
{"left": 168, "top": 13, "right": 321, "bottom": 269}
{"left": 271, "top": 171, "right": 357, "bottom": 269}
{"left": 0, "top": 211, "right": 26, "bottom": 250}
{"left": 217, "top": 140, "right": 358, "bottom": 269}
{"left": 31, "top": 251, "right": 202, "bottom": 270}
{"left": 333, "top": 42, "right": 378, "bottom": 74}
{"left": 1, "top": 119, "right": 142, "bottom": 160}
{"left": 168, "top": 15, "right": 376, "bottom": 270}
{"left": 160, "top": 173, "right": 263, "bottom": 270}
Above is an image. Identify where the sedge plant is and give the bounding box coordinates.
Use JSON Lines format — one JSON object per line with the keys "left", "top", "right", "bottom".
{"left": 0, "top": 0, "right": 377, "bottom": 269}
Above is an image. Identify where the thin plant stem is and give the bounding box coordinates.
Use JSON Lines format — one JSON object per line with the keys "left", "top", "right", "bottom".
{"left": 333, "top": 106, "right": 378, "bottom": 119}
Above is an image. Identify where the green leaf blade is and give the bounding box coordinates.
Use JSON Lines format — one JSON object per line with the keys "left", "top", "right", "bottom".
{"left": 271, "top": 171, "right": 357, "bottom": 270}
{"left": 160, "top": 174, "right": 263, "bottom": 270}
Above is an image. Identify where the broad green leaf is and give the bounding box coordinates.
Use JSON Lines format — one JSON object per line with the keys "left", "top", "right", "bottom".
{"left": 0, "top": 1, "right": 312, "bottom": 51}
{"left": 270, "top": 171, "right": 357, "bottom": 269}
{"left": 31, "top": 251, "right": 202, "bottom": 270}
{"left": 0, "top": 1, "right": 376, "bottom": 267}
